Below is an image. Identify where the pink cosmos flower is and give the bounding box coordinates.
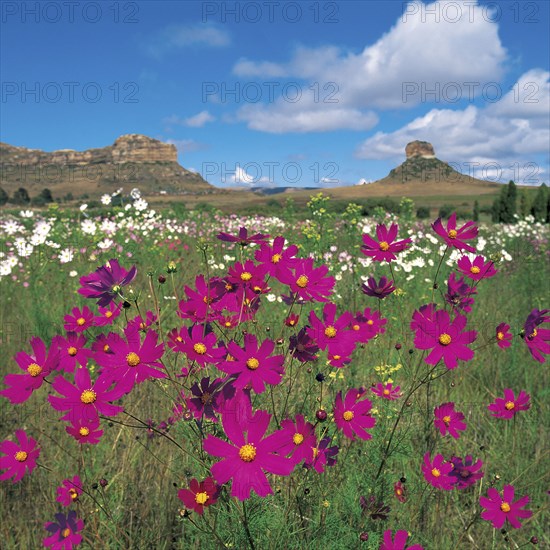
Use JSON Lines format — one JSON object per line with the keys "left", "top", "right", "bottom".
{"left": 217, "top": 334, "right": 284, "bottom": 394}
{"left": 177, "top": 477, "right": 220, "bottom": 515}
{"left": 0, "top": 430, "right": 40, "bottom": 483}
{"left": 457, "top": 255, "right": 497, "bottom": 280}
{"left": 432, "top": 212, "right": 478, "bottom": 253}
{"left": 53, "top": 333, "right": 93, "bottom": 373}
{"left": 333, "top": 388, "right": 376, "bottom": 441}
{"left": 94, "top": 302, "right": 122, "bottom": 327}
{"left": 480, "top": 484, "right": 532, "bottom": 529}
{"left": 394, "top": 481, "right": 407, "bottom": 503}
{"left": 361, "top": 223, "right": 412, "bottom": 262}
{"left": 0, "top": 336, "right": 59, "bottom": 404}
{"left": 307, "top": 303, "right": 355, "bottom": 359}
{"left": 362, "top": 276, "right": 396, "bottom": 299}
{"left": 371, "top": 382, "right": 402, "bottom": 401}
{"left": 411, "top": 307, "right": 477, "bottom": 370}
{"left": 226, "top": 260, "right": 268, "bottom": 293}
{"left": 275, "top": 415, "right": 317, "bottom": 465}
{"left": 289, "top": 328, "right": 319, "bottom": 363}
{"left": 449, "top": 455, "right": 484, "bottom": 489}
{"left": 178, "top": 275, "right": 224, "bottom": 324}
{"left": 43, "top": 510, "right": 84, "bottom": 549}
{"left": 279, "top": 258, "right": 335, "bottom": 303}
{"left": 203, "top": 397, "right": 294, "bottom": 500}
{"left": 496, "top": 323, "right": 513, "bottom": 349}
{"left": 56, "top": 475, "right": 83, "bottom": 507}
{"left": 523, "top": 308, "right": 550, "bottom": 363}
{"left": 488, "top": 389, "right": 530, "bottom": 419}
{"left": 49, "top": 366, "right": 124, "bottom": 424}
{"left": 445, "top": 272, "right": 476, "bottom": 313}
{"left": 254, "top": 236, "right": 298, "bottom": 281}
{"left": 186, "top": 376, "right": 235, "bottom": 421}
{"left": 380, "top": 530, "right": 424, "bottom": 550}
{"left": 303, "top": 436, "right": 339, "bottom": 473}
{"left": 350, "top": 308, "right": 387, "bottom": 344}
{"left": 168, "top": 324, "right": 226, "bottom": 367}
{"left": 433, "top": 402, "right": 467, "bottom": 439}
{"left": 66, "top": 418, "right": 103, "bottom": 445}
{"left": 63, "top": 306, "right": 95, "bottom": 333}
{"left": 422, "top": 453, "right": 457, "bottom": 490}
{"left": 217, "top": 226, "right": 269, "bottom": 246}
{"left": 127, "top": 310, "right": 158, "bottom": 333}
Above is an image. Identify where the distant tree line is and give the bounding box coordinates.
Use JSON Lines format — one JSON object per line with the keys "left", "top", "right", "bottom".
{"left": 0, "top": 187, "right": 55, "bottom": 207}
{"left": 491, "top": 181, "right": 550, "bottom": 223}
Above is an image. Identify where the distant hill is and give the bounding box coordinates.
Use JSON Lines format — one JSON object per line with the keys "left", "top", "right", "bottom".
{"left": 0, "top": 134, "right": 214, "bottom": 198}
{"left": 251, "top": 186, "right": 321, "bottom": 195}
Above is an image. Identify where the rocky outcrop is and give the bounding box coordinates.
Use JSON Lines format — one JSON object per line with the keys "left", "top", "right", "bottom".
{"left": 0, "top": 134, "right": 214, "bottom": 196}
{"left": 405, "top": 140, "right": 435, "bottom": 159}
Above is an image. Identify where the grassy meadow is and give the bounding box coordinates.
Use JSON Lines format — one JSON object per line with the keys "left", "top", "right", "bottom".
{"left": 0, "top": 194, "right": 549, "bottom": 549}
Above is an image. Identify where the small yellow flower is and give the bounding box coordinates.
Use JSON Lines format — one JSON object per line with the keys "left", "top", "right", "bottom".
{"left": 322, "top": 500, "right": 330, "bottom": 508}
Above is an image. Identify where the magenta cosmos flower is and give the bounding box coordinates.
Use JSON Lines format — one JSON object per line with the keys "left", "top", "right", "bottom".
{"left": 78, "top": 258, "right": 137, "bottom": 307}
{"left": 0, "top": 336, "right": 59, "bottom": 404}
{"left": 63, "top": 306, "right": 95, "bottom": 333}
{"left": 433, "top": 402, "right": 467, "bottom": 439}
{"left": 480, "top": 484, "right": 532, "bottom": 529}
{"left": 217, "top": 226, "right": 269, "bottom": 246}
{"left": 449, "top": 455, "right": 484, "bottom": 489}
{"left": 333, "top": 388, "right": 376, "bottom": 441}
{"left": 380, "top": 529, "right": 424, "bottom": 550}
{"left": 523, "top": 308, "right": 550, "bottom": 363}
{"left": 56, "top": 475, "right": 83, "bottom": 507}
{"left": 307, "top": 303, "right": 355, "bottom": 359}
{"left": 371, "top": 382, "right": 402, "bottom": 401}
{"left": 275, "top": 414, "right": 317, "bottom": 465}
{"left": 203, "top": 398, "right": 294, "bottom": 500}
{"left": 254, "top": 236, "right": 298, "bottom": 281}
{"left": 411, "top": 307, "right": 477, "bottom": 370}
{"left": 53, "top": 333, "right": 93, "bottom": 374}
{"left": 361, "top": 223, "right": 412, "bottom": 262}
{"left": 422, "top": 453, "right": 456, "bottom": 490}
{"left": 186, "top": 376, "right": 235, "bottom": 421}
{"left": 66, "top": 417, "right": 103, "bottom": 445}
{"left": 362, "top": 276, "right": 396, "bottom": 299}
{"left": 432, "top": 212, "right": 478, "bottom": 253}
{"left": 178, "top": 477, "right": 220, "bottom": 515}
{"left": 49, "top": 366, "right": 124, "bottom": 424}
{"left": 496, "top": 323, "right": 513, "bottom": 349}
{"left": 445, "top": 272, "right": 476, "bottom": 313}
{"left": 168, "top": 324, "right": 226, "bottom": 367}
{"left": 457, "top": 255, "right": 497, "bottom": 280}
{"left": 279, "top": 258, "right": 335, "bottom": 303}
{"left": 43, "top": 510, "right": 84, "bottom": 549}
{"left": 94, "top": 302, "right": 122, "bottom": 327}
{"left": 488, "top": 389, "right": 530, "bottom": 419}
{"left": 217, "top": 334, "right": 284, "bottom": 394}
{"left": 0, "top": 430, "right": 40, "bottom": 483}
{"left": 303, "top": 436, "right": 339, "bottom": 473}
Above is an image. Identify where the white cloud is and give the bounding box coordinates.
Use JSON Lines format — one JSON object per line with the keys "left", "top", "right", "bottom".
{"left": 227, "top": 166, "right": 272, "bottom": 187}
{"left": 147, "top": 24, "right": 230, "bottom": 57}
{"left": 184, "top": 110, "right": 215, "bottom": 127}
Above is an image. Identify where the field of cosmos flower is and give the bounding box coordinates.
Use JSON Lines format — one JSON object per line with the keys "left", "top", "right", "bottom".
{"left": 0, "top": 192, "right": 548, "bottom": 549}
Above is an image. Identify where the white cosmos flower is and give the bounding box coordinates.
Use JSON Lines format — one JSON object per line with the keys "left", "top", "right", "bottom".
{"left": 101, "top": 194, "right": 112, "bottom": 205}
{"left": 3, "top": 220, "right": 22, "bottom": 235}
{"left": 20, "top": 210, "right": 34, "bottom": 218}
{"left": 81, "top": 220, "right": 97, "bottom": 235}
{"left": 97, "top": 239, "right": 113, "bottom": 250}
{"left": 133, "top": 198, "right": 148, "bottom": 212}
{"left": 266, "top": 294, "right": 277, "bottom": 302}
{"left": 80, "top": 204, "right": 88, "bottom": 212}
{"left": 59, "top": 248, "right": 74, "bottom": 263}
{"left": 69, "top": 270, "right": 78, "bottom": 277}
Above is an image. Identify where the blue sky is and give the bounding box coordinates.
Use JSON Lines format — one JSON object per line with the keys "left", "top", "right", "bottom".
{"left": 1, "top": 0, "right": 549, "bottom": 188}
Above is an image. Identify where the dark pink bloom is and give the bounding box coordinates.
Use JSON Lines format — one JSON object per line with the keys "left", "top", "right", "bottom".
{"left": 226, "top": 260, "right": 268, "bottom": 292}
{"left": 43, "top": 510, "right": 84, "bottom": 549}
{"left": 186, "top": 376, "right": 235, "bottom": 421}
{"left": 0, "top": 430, "right": 40, "bottom": 483}
{"left": 488, "top": 389, "right": 530, "bottom": 419}
{"left": 523, "top": 308, "right": 550, "bottom": 363}
{"left": 307, "top": 303, "right": 355, "bottom": 359}
{"left": 203, "top": 397, "right": 294, "bottom": 500}
{"left": 63, "top": 306, "right": 95, "bottom": 333}
{"left": 433, "top": 402, "right": 467, "bottom": 439}
{"left": 422, "top": 453, "right": 457, "bottom": 490}
{"left": 217, "top": 226, "right": 269, "bottom": 246}
{"left": 380, "top": 529, "right": 424, "bottom": 550}
{"left": 168, "top": 324, "right": 226, "bottom": 367}
{"left": 445, "top": 272, "right": 476, "bottom": 313}
{"left": 177, "top": 477, "right": 220, "bottom": 515}
{"left": 496, "top": 323, "right": 513, "bottom": 349}
{"left": 362, "top": 276, "right": 396, "bottom": 299}
{"left": 289, "top": 328, "right": 319, "bottom": 362}
{"left": 394, "top": 481, "right": 407, "bottom": 503}
{"left": 53, "top": 333, "right": 93, "bottom": 373}
{"left": 178, "top": 275, "right": 224, "bottom": 324}
{"left": 0, "top": 336, "right": 59, "bottom": 404}
{"left": 56, "top": 476, "right": 83, "bottom": 507}
{"left": 457, "top": 255, "right": 497, "bottom": 280}
{"left": 303, "top": 436, "right": 338, "bottom": 473}
{"left": 78, "top": 258, "right": 137, "bottom": 307}
{"left": 333, "top": 388, "right": 376, "bottom": 441}
{"left": 411, "top": 307, "right": 477, "bottom": 370}
{"left": 285, "top": 313, "right": 300, "bottom": 327}
{"left": 350, "top": 308, "right": 387, "bottom": 344}
{"left": 275, "top": 415, "right": 316, "bottom": 465}
{"left": 361, "top": 223, "right": 412, "bottom": 262}
{"left": 449, "top": 455, "right": 484, "bottom": 489}
{"left": 95, "top": 326, "right": 166, "bottom": 395}
{"left": 279, "top": 258, "right": 335, "bottom": 303}
{"left": 127, "top": 310, "right": 158, "bottom": 332}
{"left": 217, "top": 334, "right": 284, "bottom": 394}
{"left": 66, "top": 418, "right": 103, "bottom": 445}
{"left": 480, "top": 484, "right": 532, "bottom": 529}
{"left": 254, "top": 236, "right": 298, "bottom": 281}
{"left": 432, "top": 212, "right": 478, "bottom": 253}
{"left": 94, "top": 302, "right": 122, "bottom": 327}
{"left": 49, "top": 366, "right": 124, "bottom": 424}
{"left": 371, "top": 383, "right": 402, "bottom": 401}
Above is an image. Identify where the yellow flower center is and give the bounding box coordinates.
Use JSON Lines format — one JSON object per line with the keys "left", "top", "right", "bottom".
{"left": 239, "top": 443, "right": 257, "bottom": 462}
{"left": 193, "top": 343, "right": 207, "bottom": 355}
{"left": 26, "top": 363, "right": 42, "bottom": 377}
{"left": 379, "top": 241, "right": 390, "bottom": 251}
{"left": 312, "top": 447, "right": 319, "bottom": 459}
{"left": 69, "top": 488, "right": 79, "bottom": 500}
{"left": 497, "top": 331, "right": 505, "bottom": 340}
{"left": 76, "top": 317, "right": 86, "bottom": 326}
{"left": 195, "top": 491, "right": 209, "bottom": 505}
{"left": 240, "top": 272, "right": 252, "bottom": 281}
{"left": 367, "top": 319, "right": 374, "bottom": 326}
{"left": 293, "top": 433, "right": 304, "bottom": 445}
{"left": 500, "top": 502, "right": 511, "bottom": 513}
{"left": 343, "top": 410, "right": 354, "bottom": 421}
{"left": 203, "top": 295, "right": 213, "bottom": 304}
{"left": 470, "top": 266, "right": 481, "bottom": 274}
{"left": 14, "top": 451, "right": 28, "bottom": 462}
{"left": 126, "top": 352, "right": 140, "bottom": 367}
{"left": 442, "top": 415, "right": 451, "bottom": 425}
{"left": 103, "top": 344, "right": 110, "bottom": 352}
{"left": 439, "top": 333, "right": 452, "bottom": 346}
{"left": 67, "top": 346, "right": 78, "bottom": 357}
{"left": 139, "top": 322, "right": 147, "bottom": 330}
{"left": 505, "top": 401, "right": 515, "bottom": 410}
{"left": 383, "top": 389, "right": 391, "bottom": 396}
{"left": 332, "top": 354, "right": 341, "bottom": 360}
{"left": 112, "top": 284, "right": 121, "bottom": 293}
{"left": 225, "top": 321, "right": 232, "bottom": 327}
{"left": 176, "top": 336, "right": 183, "bottom": 342}
{"left": 352, "top": 324, "right": 360, "bottom": 331}
{"left": 324, "top": 326, "right": 337, "bottom": 338}
{"left": 105, "top": 311, "right": 113, "bottom": 318}
{"left": 396, "top": 489, "right": 402, "bottom": 496}
{"left": 271, "top": 254, "right": 282, "bottom": 264}
{"left": 448, "top": 229, "right": 457, "bottom": 239}
{"left": 431, "top": 468, "right": 441, "bottom": 478}
{"left": 62, "top": 528, "right": 71, "bottom": 538}
{"left": 80, "top": 389, "right": 97, "bottom": 404}
{"left": 201, "top": 392, "right": 212, "bottom": 404}
{"left": 79, "top": 427, "right": 90, "bottom": 436}
{"left": 296, "top": 275, "right": 308, "bottom": 288}
{"left": 530, "top": 329, "right": 537, "bottom": 338}
{"left": 246, "top": 357, "right": 260, "bottom": 370}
